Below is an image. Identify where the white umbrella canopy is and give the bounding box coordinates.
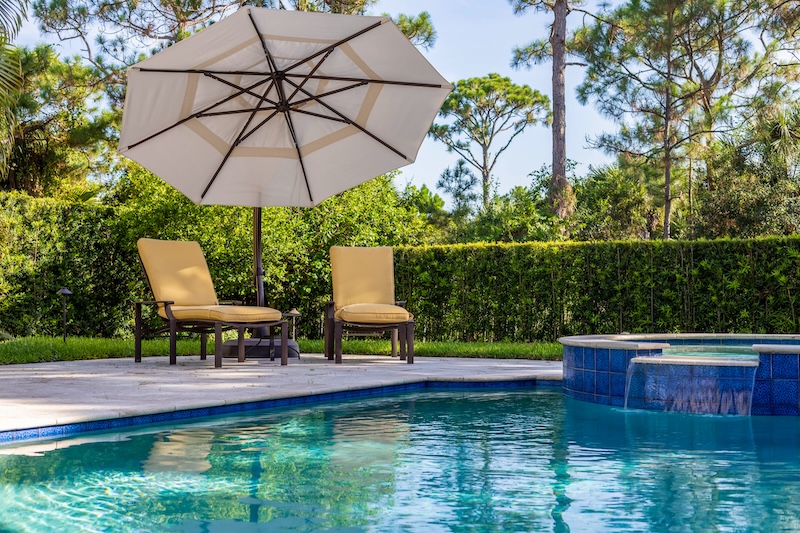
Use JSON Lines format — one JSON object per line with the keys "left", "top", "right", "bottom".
{"left": 118, "top": 7, "right": 452, "bottom": 208}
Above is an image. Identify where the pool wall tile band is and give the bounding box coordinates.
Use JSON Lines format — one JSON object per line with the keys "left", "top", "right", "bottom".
{"left": 0, "top": 378, "right": 560, "bottom": 445}
{"left": 561, "top": 335, "right": 800, "bottom": 415}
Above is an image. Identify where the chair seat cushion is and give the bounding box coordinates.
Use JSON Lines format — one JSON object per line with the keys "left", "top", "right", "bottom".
{"left": 165, "top": 305, "right": 282, "bottom": 323}
{"left": 335, "top": 303, "right": 411, "bottom": 324}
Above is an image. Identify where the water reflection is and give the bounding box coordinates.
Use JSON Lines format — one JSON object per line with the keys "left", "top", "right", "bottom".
{"left": 0, "top": 391, "right": 799, "bottom": 532}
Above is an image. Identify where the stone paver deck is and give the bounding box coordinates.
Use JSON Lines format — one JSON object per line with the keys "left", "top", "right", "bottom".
{"left": 0, "top": 354, "right": 562, "bottom": 438}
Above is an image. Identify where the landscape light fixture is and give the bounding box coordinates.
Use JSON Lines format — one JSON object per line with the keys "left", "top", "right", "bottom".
{"left": 56, "top": 288, "right": 72, "bottom": 343}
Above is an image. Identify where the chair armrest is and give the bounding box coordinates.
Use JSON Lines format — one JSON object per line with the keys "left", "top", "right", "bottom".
{"left": 396, "top": 301, "right": 407, "bottom": 308}
{"left": 219, "top": 300, "right": 243, "bottom": 305}
{"left": 136, "top": 300, "right": 175, "bottom": 307}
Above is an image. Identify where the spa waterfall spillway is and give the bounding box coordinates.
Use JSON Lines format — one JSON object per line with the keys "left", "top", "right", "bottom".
{"left": 559, "top": 334, "right": 800, "bottom": 416}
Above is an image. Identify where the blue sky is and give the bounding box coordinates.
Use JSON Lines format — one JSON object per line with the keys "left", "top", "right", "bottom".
{"left": 17, "top": 0, "right": 615, "bottom": 204}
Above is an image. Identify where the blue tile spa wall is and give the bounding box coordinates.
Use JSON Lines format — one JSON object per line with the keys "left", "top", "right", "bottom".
{"left": 562, "top": 346, "right": 660, "bottom": 407}
{"left": 625, "top": 361, "right": 756, "bottom": 415}
{"left": 753, "top": 352, "right": 800, "bottom": 416}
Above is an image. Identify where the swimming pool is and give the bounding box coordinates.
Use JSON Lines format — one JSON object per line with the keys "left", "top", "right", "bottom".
{"left": 2, "top": 388, "right": 800, "bottom": 532}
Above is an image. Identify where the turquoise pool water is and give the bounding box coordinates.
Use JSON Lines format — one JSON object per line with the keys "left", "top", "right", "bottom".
{"left": 662, "top": 345, "right": 758, "bottom": 359}
{"left": 2, "top": 389, "right": 800, "bottom": 532}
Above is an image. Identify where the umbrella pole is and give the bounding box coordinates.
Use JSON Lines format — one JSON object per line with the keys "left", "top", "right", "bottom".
{"left": 253, "top": 206, "right": 268, "bottom": 338}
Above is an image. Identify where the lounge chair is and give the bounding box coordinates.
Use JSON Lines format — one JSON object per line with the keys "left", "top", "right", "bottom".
{"left": 324, "top": 246, "right": 414, "bottom": 364}
{"left": 134, "top": 238, "right": 289, "bottom": 367}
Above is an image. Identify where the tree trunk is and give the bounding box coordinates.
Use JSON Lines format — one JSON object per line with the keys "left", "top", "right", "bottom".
{"left": 548, "top": 0, "right": 576, "bottom": 219}
{"left": 663, "top": 6, "right": 675, "bottom": 240}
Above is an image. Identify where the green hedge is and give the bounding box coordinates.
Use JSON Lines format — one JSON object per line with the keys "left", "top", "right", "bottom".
{"left": 2, "top": 191, "right": 800, "bottom": 341}
{"left": 395, "top": 239, "right": 800, "bottom": 341}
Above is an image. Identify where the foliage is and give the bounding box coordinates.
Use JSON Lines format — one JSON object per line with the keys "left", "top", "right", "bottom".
{"left": 1, "top": 45, "right": 114, "bottom": 196}
{"left": 32, "top": 0, "right": 437, "bottom": 112}
{"left": 430, "top": 73, "right": 551, "bottom": 209}
{"left": 395, "top": 237, "right": 800, "bottom": 342}
{"left": 573, "top": 0, "right": 799, "bottom": 238}
{"left": 0, "top": 166, "right": 433, "bottom": 339}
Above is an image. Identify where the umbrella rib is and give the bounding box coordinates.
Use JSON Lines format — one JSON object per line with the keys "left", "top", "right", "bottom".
{"left": 237, "top": 108, "right": 281, "bottom": 145}
{"left": 285, "top": 78, "right": 411, "bottom": 161}
{"left": 126, "top": 77, "right": 274, "bottom": 150}
{"left": 200, "top": 83, "right": 276, "bottom": 200}
{"left": 290, "top": 81, "right": 368, "bottom": 107}
{"left": 248, "top": 10, "right": 279, "bottom": 75}
{"left": 284, "top": 20, "right": 384, "bottom": 73}
{"left": 282, "top": 111, "right": 314, "bottom": 204}
{"left": 290, "top": 107, "right": 348, "bottom": 124}
{"left": 285, "top": 48, "right": 333, "bottom": 105}
{"left": 205, "top": 72, "right": 278, "bottom": 104}
{"left": 200, "top": 107, "right": 278, "bottom": 118}
{"left": 285, "top": 73, "right": 446, "bottom": 89}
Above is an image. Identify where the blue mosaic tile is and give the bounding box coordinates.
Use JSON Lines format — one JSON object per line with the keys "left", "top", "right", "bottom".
{"left": 718, "top": 366, "right": 746, "bottom": 379}
{"left": 718, "top": 379, "right": 746, "bottom": 394}
{"left": 611, "top": 374, "right": 627, "bottom": 397}
{"left": 61, "top": 422, "right": 89, "bottom": 436}
{"left": 753, "top": 380, "right": 771, "bottom": 407}
{"left": 610, "top": 350, "right": 627, "bottom": 373}
{"left": 562, "top": 346, "right": 575, "bottom": 367}
{"left": 584, "top": 349, "right": 596, "bottom": 370}
{"left": 584, "top": 371, "right": 596, "bottom": 394}
{"left": 668, "top": 364, "right": 691, "bottom": 377}
{"left": 87, "top": 419, "right": 111, "bottom": 432}
{"left": 131, "top": 415, "right": 154, "bottom": 426}
{"left": 645, "top": 375, "right": 667, "bottom": 401}
{"left": 694, "top": 365, "right": 718, "bottom": 378}
{"left": 610, "top": 396, "right": 625, "bottom": 407}
{"left": 772, "top": 354, "right": 799, "bottom": 379}
{"left": 771, "top": 380, "right": 799, "bottom": 406}
{"left": 643, "top": 399, "right": 666, "bottom": 411}
{"left": 108, "top": 417, "right": 133, "bottom": 429}
{"left": 574, "top": 370, "right": 584, "bottom": 392}
{"left": 594, "top": 395, "right": 610, "bottom": 405}
{"left": 627, "top": 375, "right": 645, "bottom": 401}
{"left": 751, "top": 404, "right": 772, "bottom": 416}
{"left": 535, "top": 379, "right": 562, "bottom": 388}
{"left": 38, "top": 426, "right": 65, "bottom": 439}
{"left": 756, "top": 354, "right": 772, "bottom": 379}
{"left": 15, "top": 429, "right": 39, "bottom": 441}
{"left": 575, "top": 347, "right": 584, "bottom": 369}
{"left": 562, "top": 388, "right": 577, "bottom": 400}
{"left": 772, "top": 404, "right": 800, "bottom": 416}
{"left": 0, "top": 431, "right": 13, "bottom": 444}
{"left": 596, "top": 372, "right": 610, "bottom": 396}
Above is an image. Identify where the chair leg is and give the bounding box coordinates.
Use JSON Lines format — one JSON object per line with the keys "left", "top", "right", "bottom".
{"left": 325, "top": 315, "right": 335, "bottom": 360}
{"left": 334, "top": 321, "right": 344, "bottom": 364}
{"left": 134, "top": 303, "right": 143, "bottom": 363}
{"left": 398, "top": 324, "right": 407, "bottom": 361}
{"left": 280, "top": 321, "right": 289, "bottom": 366}
{"left": 200, "top": 332, "right": 207, "bottom": 360}
{"left": 269, "top": 325, "right": 276, "bottom": 362}
{"left": 391, "top": 329, "right": 398, "bottom": 358}
{"left": 237, "top": 326, "right": 246, "bottom": 363}
{"left": 169, "top": 319, "right": 177, "bottom": 365}
{"left": 215, "top": 322, "right": 223, "bottom": 368}
{"left": 407, "top": 321, "right": 415, "bottom": 364}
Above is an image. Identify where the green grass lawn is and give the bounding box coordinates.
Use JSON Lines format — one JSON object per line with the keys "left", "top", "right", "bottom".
{"left": 0, "top": 336, "right": 563, "bottom": 365}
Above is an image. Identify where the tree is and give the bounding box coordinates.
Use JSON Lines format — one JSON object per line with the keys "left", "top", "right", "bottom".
{"left": 574, "top": 0, "right": 800, "bottom": 238}
{"left": 1, "top": 45, "right": 113, "bottom": 196}
{"left": 509, "top": 0, "right": 589, "bottom": 219}
{"left": 429, "top": 73, "right": 551, "bottom": 210}
{"left": 33, "top": 0, "right": 436, "bottom": 111}
{"left": 0, "top": 0, "right": 29, "bottom": 177}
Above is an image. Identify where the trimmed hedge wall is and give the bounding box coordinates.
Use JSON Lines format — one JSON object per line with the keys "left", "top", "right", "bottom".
{"left": 395, "top": 239, "right": 800, "bottom": 341}
{"left": 2, "top": 191, "right": 800, "bottom": 341}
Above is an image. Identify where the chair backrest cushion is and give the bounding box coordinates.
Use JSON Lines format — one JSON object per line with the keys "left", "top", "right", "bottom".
{"left": 138, "top": 238, "right": 219, "bottom": 306}
{"left": 330, "top": 246, "right": 395, "bottom": 310}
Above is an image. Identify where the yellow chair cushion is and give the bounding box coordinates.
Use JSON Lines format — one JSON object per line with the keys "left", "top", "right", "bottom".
{"left": 169, "top": 305, "right": 282, "bottom": 323}
{"left": 138, "top": 239, "right": 219, "bottom": 307}
{"left": 330, "top": 246, "right": 395, "bottom": 311}
{"left": 335, "top": 303, "right": 411, "bottom": 324}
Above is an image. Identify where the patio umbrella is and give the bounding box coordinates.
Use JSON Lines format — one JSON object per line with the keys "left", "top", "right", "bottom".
{"left": 118, "top": 7, "right": 452, "bottom": 308}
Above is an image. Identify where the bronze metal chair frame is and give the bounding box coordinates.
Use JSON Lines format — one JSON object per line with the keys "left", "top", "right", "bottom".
{"left": 323, "top": 301, "right": 414, "bottom": 364}
{"left": 134, "top": 257, "right": 288, "bottom": 368}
